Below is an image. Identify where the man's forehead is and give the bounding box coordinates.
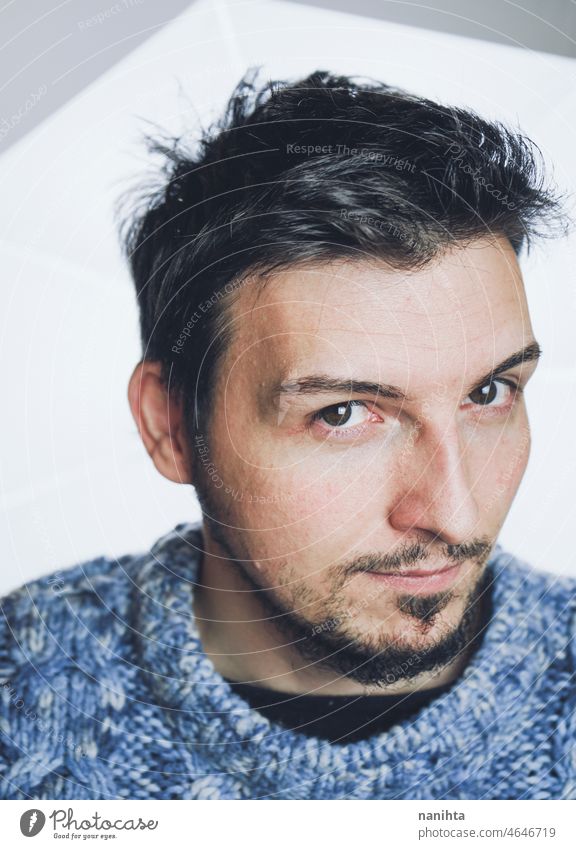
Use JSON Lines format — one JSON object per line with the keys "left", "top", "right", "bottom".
{"left": 226, "top": 239, "right": 534, "bottom": 401}
{"left": 237, "top": 237, "right": 526, "bottom": 337}
{"left": 238, "top": 242, "right": 524, "bottom": 341}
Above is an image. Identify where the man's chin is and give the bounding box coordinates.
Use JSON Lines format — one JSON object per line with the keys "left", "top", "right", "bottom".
{"left": 275, "top": 571, "right": 491, "bottom": 688}
{"left": 293, "top": 625, "right": 464, "bottom": 687}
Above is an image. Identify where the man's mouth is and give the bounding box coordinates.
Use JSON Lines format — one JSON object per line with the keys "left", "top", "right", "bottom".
{"left": 363, "top": 562, "right": 464, "bottom": 594}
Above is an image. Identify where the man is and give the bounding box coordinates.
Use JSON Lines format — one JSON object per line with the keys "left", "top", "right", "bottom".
{"left": 1, "top": 69, "right": 574, "bottom": 800}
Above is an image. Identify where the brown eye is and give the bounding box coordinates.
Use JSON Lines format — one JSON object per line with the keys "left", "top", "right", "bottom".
{"left": 315, "top": 400, "right": 366, "bottom": 428}
{"left": 468, "top": 380, "right": 513, "bottom": 407}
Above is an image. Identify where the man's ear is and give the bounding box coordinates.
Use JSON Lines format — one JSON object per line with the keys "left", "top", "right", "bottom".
{"left": 127, "top": 360, "right": 193, "bottom": 485}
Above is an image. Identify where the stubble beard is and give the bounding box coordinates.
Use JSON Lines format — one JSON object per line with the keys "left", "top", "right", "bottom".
{"left": 193, "top": 471, "right": 493, "bottom": 689}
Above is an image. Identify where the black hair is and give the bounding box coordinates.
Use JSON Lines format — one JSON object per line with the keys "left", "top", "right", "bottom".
{"left": 117, "top": 67, "right": 568, "bottom": 446}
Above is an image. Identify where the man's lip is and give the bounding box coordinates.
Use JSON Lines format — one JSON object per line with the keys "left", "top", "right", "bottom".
{"left": 387, "top": 563, "right": 460, "bottom": 578}
{"left": 361, "top": 561, "right": 464, "bottom": 593}
{"left": 369, "top": 562, "right": 459, "bottom": 577}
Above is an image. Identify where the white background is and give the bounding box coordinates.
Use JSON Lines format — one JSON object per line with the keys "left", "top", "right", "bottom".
{"left": 1, "top": 0, "right": 575, "bottom": 595}
{"left": 1, "top": 798, "right": 574, "bottom": 847}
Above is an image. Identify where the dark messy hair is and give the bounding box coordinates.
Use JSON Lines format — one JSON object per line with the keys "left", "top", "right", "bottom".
{"left": 117, "top": 67, "right": 568, "bottom": 447}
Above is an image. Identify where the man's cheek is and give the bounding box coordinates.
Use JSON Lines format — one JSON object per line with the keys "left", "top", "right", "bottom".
{"left": 238, "top": 490, "right": 344, "bottom": 561}
{"left": 498, "top": 424, "right": 530, "bottom": 490}
{"left": 237, "top": 465, "right": 314, "bottom": 512}
{"left": 481, "top": 428, "right": 530, "bottom": 515}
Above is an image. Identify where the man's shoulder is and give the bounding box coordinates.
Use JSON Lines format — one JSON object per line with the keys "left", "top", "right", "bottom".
{"left": 493, "top": 544, "right": 576, "bottom": 663}
{"left": 0, "top": 545, "right": 148, "bottom": 677}
{"left": 1, "top": 547, "right": 146, "bottom": 613}
{"left": 495, "top": 544, "right": 576, "bottom": 599}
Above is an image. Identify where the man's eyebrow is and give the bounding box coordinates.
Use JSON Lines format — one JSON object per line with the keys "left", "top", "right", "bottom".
{"left": 471, "top": 340, "right": 542, "bottom": 394}
{"left": 271, "top": 341, "right": 542, "bottom": 404}
{"left": 273, "top": 376, "right": 412, "bottom": 403}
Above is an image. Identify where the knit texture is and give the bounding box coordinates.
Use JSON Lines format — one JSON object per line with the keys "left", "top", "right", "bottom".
{"left": 1, "top": 521, "right": 575, "bottom": 800}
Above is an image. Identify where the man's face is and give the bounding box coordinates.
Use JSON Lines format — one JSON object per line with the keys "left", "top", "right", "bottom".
{"left": 192, "top": 235, "right": 539, "bottom": 685}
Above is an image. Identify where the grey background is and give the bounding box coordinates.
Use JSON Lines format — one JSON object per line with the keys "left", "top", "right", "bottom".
{"left": 289, "top": 0, "right": 576, "bottom": 58}
{"left": 1, "top": 0, "right": 575, "bottom": 155}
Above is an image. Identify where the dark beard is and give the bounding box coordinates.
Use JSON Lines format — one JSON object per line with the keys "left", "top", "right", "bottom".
{"left": 195, "top": 500, "right": 493, "bottom": 689}
{"left": 222, "top": 548, "right": 489, "bottom": 687}
{"left": 269, "top": 570, "right": 491, "bottom": 688}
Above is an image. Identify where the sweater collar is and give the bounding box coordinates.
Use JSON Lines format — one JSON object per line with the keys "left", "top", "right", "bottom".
{"left": 133, "top": 521, "right": 548, "bottom": 796}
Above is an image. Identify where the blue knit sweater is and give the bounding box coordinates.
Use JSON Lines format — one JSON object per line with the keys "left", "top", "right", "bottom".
{"left": 1, "top": 521, "right": 575, "bottom": 800}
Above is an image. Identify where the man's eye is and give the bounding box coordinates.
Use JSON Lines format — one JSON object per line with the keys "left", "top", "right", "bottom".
{"left": 466, "top": 379, "right": 519, "bottom": 407}
{"left": 312, "top": 400, "right": 371, "bottom": 429}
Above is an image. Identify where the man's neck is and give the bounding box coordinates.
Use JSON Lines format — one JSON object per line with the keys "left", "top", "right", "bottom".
{"left": 192, "top": 533, "right": 478, "bottom": 698}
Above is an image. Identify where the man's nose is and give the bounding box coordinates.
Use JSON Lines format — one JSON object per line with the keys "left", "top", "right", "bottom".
{"left": 387, "top": 420, "right": 480, "bottom": 544}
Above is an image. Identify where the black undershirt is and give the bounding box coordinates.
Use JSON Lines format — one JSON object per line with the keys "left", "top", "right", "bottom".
{"left": 226, "top": 676, "right": 454, "bottom": 743}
